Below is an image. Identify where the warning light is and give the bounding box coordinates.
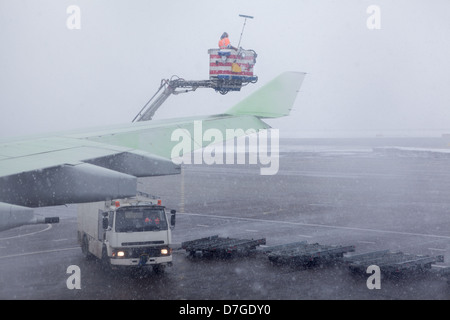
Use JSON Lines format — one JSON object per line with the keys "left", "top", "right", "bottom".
{"left": 157, "top": 200, "right": 162, "bottom": 205}
{"left": 115, "top": 201, "right": 120, "bottom": 208}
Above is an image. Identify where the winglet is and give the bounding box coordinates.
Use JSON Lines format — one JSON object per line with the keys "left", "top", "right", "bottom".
{"left": 225, "top": 71, "right": 306, "bottom": 118}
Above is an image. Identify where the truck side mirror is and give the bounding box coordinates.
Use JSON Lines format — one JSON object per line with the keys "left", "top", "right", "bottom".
{"left": 102, "top": 217, "right": 109, "bottom": 230}
{"left": 170, "top": 210, "right": 176, "bottom": 228}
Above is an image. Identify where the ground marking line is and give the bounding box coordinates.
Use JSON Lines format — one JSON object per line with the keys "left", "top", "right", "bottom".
{"left": 0, "top": 247, "right": 79, "bottom": 260}
{"left": 0, "top": 224, "right": 52, "bottom": 241}
{"left": 179, "top": 212, "right": 450, "bottom": 240}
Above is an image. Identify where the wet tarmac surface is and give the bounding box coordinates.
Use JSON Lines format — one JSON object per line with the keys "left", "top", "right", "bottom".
{"left": 1, "top": 138, "right": 450, "bottom": 300}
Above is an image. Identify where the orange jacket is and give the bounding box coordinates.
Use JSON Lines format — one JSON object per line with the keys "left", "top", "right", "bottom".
{"left": 219, "top": 37, "right": 231, "bottom": 49}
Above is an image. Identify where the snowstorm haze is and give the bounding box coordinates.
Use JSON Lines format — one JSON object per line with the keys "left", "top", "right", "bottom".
{"left": 1, "top": 0, "right": 449, "bottom": 139}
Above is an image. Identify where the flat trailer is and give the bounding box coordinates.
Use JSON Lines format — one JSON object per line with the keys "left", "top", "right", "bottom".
{"left": 261, "top": 241, "right": 355, "bottom": 267}
{"left": 344, "top": 250, "right": 445, "bottom": 277}
{"left": 181, "top": 235, "right": 266, "bottom": 258}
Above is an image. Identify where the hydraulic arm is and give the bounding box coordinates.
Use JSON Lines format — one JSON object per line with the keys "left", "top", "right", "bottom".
{"left": 132, "top": 76, "right": 253, "bottom": 122}
{"left": 133, "top": 47, "right": 258, "bottom": 122}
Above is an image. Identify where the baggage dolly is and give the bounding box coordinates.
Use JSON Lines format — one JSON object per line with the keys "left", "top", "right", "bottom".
{"left": 261, "top": 241, "right": 355, "bottom": 267}
{"left": 344, "top": 250, "right": 445, "bottom": 277}
{"left": 181, "top": 235, "right": 266, "bottom": 258}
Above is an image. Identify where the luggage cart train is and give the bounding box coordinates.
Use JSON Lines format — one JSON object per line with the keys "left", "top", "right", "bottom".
{"left": 180, "top": 235, "right": 450, "bottom": 284}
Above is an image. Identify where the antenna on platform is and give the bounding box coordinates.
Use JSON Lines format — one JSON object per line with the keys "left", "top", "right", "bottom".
{"left": 237, "top": 14, "right": 254, "bottom": 49}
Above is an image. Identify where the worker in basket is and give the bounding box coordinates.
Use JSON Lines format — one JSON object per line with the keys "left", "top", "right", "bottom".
{"left": 219, "top": 32, "right": 237, "bottom": 51}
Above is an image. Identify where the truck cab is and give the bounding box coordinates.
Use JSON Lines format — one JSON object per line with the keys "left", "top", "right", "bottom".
{"left": 77, "top": 195, "right": 176, "bottom": 273}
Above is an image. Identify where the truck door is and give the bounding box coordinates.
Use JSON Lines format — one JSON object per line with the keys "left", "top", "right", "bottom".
{"left": 97, "top": 210, "right": 105, "bottom": 241}
{"left": 97, "top": 210, "right": 113, "bottom": 241}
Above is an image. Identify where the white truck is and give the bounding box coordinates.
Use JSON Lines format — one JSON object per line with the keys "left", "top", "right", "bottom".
{"left": 77, "top": 193, "right": 176, "bottom": 273}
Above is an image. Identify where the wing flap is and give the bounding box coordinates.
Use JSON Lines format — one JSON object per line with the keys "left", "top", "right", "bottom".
{"left": 0, "top": 141, "right": 129, "bottom": 177}
{"left": 85, "top": 150, "right": 181, "bottom": 177}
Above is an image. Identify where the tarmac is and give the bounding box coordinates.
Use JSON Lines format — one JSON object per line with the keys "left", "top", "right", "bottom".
{"left": 1, "top": 137, "right": 450, "bottom": 300}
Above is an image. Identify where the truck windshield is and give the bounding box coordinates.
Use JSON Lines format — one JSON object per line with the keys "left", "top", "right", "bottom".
{"left": 115, "top": 207, "right": 168, "bottom": 232}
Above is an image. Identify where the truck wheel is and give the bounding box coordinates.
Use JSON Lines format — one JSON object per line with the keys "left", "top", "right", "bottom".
{"left": 99, "top": 247, "right": 111, "bottom": 272}
{"left": 153, "top": 264, "right": 165, "bottom": 274}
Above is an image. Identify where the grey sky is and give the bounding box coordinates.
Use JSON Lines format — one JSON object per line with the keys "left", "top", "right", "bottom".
{"left": 1, "top": 0, "right": 449, "bottom": 138}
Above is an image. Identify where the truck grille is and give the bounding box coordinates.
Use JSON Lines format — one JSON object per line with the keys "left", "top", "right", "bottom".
{"left": 121, "top": 241, "right": 164, "bottom": 246}
{"left": 127, "top": 246, "right": 165, "bottom": 258}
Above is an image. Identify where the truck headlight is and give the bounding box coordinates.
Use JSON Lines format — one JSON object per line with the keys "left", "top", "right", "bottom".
{"left": 161, "top": 248, "right": 170, "bottom": 255}
{"left": 113, "top": 250, "right": 126, "bottom": 258}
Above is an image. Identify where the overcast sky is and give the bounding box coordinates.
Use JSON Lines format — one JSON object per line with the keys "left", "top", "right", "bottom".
{"left": 1, "top": 0, "right": 449, "bottom": 138}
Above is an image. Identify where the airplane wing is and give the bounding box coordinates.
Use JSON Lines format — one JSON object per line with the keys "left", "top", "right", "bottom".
{"left": 0, "top": 71, "right": 306, "bottom": 231}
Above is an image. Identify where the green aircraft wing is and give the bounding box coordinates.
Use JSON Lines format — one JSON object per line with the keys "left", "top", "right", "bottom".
{"left": 0, "top": 71, "right": 305, "bottom": 230}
